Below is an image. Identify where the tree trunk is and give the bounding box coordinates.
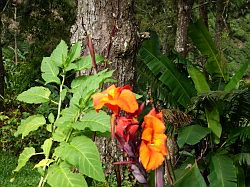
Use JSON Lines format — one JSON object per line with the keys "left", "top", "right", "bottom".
{"left": 215, "top": 0, "right": 226, "bottom": 50}
{"left": 71, "top": 0, "right": 138, "bottom": 178}
{"left": 71, "top": 0, "right": 138, "bottom": 85}
{"left": 199, "top": 0, "right": 208, "bottom": 28}
{"left": 174, "top": 0, "right": 194, "bottom": 57}
{"left": 0, "top": 1, "right": 6, "bottom": 112}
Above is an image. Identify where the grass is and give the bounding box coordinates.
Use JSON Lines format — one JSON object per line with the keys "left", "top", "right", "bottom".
{"left": 0, "top": 150, "right": 40, "bottom": 187}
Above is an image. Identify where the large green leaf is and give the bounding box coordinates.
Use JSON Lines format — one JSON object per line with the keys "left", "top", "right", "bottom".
{"left": 47, "top": 162, "right": 87, "bottom": 187}
{"left": 15, "top": 115, "right": 46, "bottom": 138}
{"left": 66, "top": 42, "right": 81, "bottom": 65}
{"left": 17, "top": 86, "right": 51, "bottom": 104}
{"left": 41, "top": 57, "right": 61, "bottom": 84}
{"left": 54, "top": 105, "right": 80, "bottom": 127}
{"left": 225, "top": 60, "right": 250, "bottom": 92}
{"left": 70, "top": 69, "right": 113, "bottom": 106}
{"left": 174, "top": 162, "right": 206, "bottom": 187}
{"left": 55, "top": 136, "right": 105, "bottom": 182}
{"left": 205, "top": 108, "right": 222, "bottom": 144}
{"left": 139, "top": 34, "right": 196, "bottom": 107}
{"left": 236, "top": 166, "right": 246, "bottom": 187}
{"left": 189, "top": 20, "right": 227, "bottom": 80}
{"left": 13, "top": 147, "right": 35, "bottom": 172}
{"left": 187, "top": 65, "right": 210, "bottom": 94}
{"left": 208, "top": 154, "right": 237, "bottom": 187}
{"left": 177, "top": 125, "right": 210, "bottom": 148}
{"left": 73, "top": 110, "right": 110, "bottom": 133}
{"left": 65, "top": 54, "right": 105, "bottom": 72}
{"left": 234, "top": 153, "right": 250, "bottom": 166}
{"left": 51, "top": 40, "right": 68, "bottom": 67}
{"left": 74, "top": 54, "right": 104, "bottom": 71}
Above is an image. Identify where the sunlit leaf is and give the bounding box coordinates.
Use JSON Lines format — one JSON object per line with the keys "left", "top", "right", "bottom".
{"left": 74, "top": 54, "right": 104, "bottom": 71}
{"left": 34, "top": 159, "right": 54, "bottom": 168}
{"left": 55, "top": 136, "right": 105, "bottom": 182}
{"left": 15, "top": 115, "right": 46, "bottom": 138}
{"left": 42, "top": 138, "right": 53, "bottom": 158}
{"left": 73, "top": 110, "right": 110, "bottom": 133}
{"left": 51, "top": 40, "right": 68, "bottom": 67}
{"left": 17, "top": 86, "right": 51, "bottom": 104}
{"left": 48, "top": 113, "right": 55, "bottom": 124}
{"left": 41, "top": 57, "right": 61, "bottom": 84}
{"left": 47, "top": 162, "right": 87, "bottom": 187}
{"left": 66, "top": 42, "right": 81, "bottom": 65}
{"left": 13, "top": 147, "right": 35, "bottom": 172}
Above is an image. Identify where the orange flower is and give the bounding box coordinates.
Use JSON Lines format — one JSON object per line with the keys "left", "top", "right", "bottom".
{"left": 139, "top": 108, "right": 167, "bottom": 171}
{"left": 92, "top": 84, "right": 138, "bottom": 114}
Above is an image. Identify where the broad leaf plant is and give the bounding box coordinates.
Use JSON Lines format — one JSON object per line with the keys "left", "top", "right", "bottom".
{"left": 13, "top": 40, "right": 112, "bottom": 187}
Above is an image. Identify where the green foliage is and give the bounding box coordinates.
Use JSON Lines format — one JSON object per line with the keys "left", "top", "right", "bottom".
{"left": 13, "top": 41, "right": 112, "bottom": 186}
{"left": 173, "top": 162, "right": 206, "bottom": 187}
{"left": 205, "top": 108, "right": 222, "bottom": 144}
{"left": 177, "top": 125, "right": 210, "bottom": 148}
{"left": 224, "top": 60, "right": 250, "bottom": 92}
{"left": 208, "top": 154, "right": 237, "bottom": 187}
{"left": 13, "top": 147, "right": 36, "bottom": 172}
{"left": 187, "top": 65, "right": 210, "bottom": 94}
{"left": 138, "top": 33, "right": 196, "bottom": 107}
{"left": 73, "top": 110, "right": 110, "bottom": 133}
{"left": 136, "top": 17, "right": 249, "bottom": 186}
{"left": 47, "top": 162, "right": 88, "bottom": 187}
{"left": 55, "top": 136, "right": 105, "bottom": 182}
{"left": 234, "top": 153, "right": 250, "bottom": 166}
{"left": 189, "top": 20, "right": 228, "bottom": 80}
{"left": 17, "top": 87, "right": 51, "bottom": 104}
{"left": 14, "top": 115, "right": 46, "bottom": 138}
{"left": 41, "top": 57, "right": 61, "bottom": 85}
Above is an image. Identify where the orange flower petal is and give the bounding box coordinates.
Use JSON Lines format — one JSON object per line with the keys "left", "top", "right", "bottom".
{"left": 139, "top": 141, "right": 150, "bottom": 170}
{"left": 141, "top": 128, "right": 153, "bottom": 142}
{"left": 144, "top": 115, "right": 165, "bottom": 134}
{"left": 146, "top": 149, "right": 165, "bottom": 171}
{"left": 153, "top": 134, "right": 168, "bottom": 155}
{"left": 92, "top": 93, "right": 109, "bottom": 111}
{"left": 117, "top": 89, "right": 138, "bottom": 113}
{"left": 139, "top": 108, "right": 168, "bottom": 171}
{"left": 92, "top": 84, "right": 138, "bottom": 114}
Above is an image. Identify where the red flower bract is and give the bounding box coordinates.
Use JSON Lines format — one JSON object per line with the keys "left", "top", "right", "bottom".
{"left": 139, "top": 108, "right": 168, "bottom": 171}
{"left": 115, "top": 117, "right": 139, "bottom": 142}
{"left": 92, "top": 84, "right": 138, "bottom": 114}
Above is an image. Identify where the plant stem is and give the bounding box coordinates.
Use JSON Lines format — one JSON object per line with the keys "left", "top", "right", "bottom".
{"left": 155, "top": 165, "right": 164, "bottom": 187}
{"left": 37, "top": 75, "right": 65, "bottom": 187}
{"left": 56, "top": 74, "right": 65, "bottom": 120}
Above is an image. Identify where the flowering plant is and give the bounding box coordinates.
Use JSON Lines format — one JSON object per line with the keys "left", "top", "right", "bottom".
{"left": 92, "top": 84, "right": 168, "bottom": 186}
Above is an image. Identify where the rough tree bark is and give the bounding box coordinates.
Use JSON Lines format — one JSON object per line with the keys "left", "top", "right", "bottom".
{"left": 174, "top": 0, "right": 194, "bottom": 57}
{"left": 215, "top": 0, "right": 226, "bottom": 50}
{"left": 199, "top": 0, "right": 208, "bottom": 28}
{"left": 71, "top": 0, "right": 138, "bottom": 177}
{"left": 71, "top": 0, "right": 138, "bottom": 86}
{"left": 0, "top": 0, "right": 6, "bottom": 111}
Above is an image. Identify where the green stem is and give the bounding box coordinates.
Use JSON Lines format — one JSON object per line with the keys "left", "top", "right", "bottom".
{"left": 37, "top": 75, "right": 66, "bottom": 187}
